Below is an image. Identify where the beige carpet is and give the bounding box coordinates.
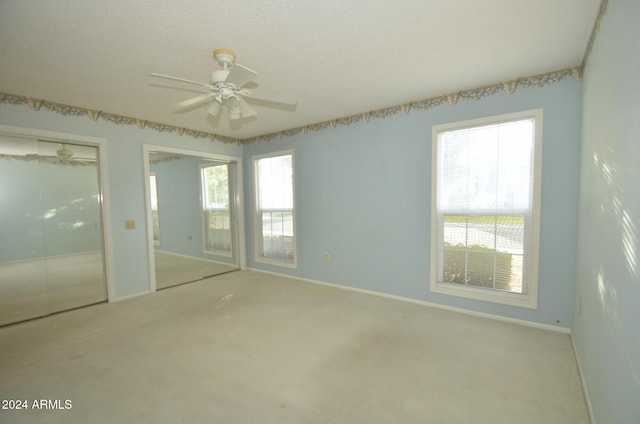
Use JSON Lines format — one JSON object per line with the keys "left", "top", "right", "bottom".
{"left": 0, "top": 271, "right": 589, "bottom": 423}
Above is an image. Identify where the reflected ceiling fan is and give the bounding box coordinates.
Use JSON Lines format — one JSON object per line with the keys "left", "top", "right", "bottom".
{"left": 150, "top": 49, "right": 297, "bottom": 121}
{"left": 22, "top": 144, "right": 95, "bottom": 166}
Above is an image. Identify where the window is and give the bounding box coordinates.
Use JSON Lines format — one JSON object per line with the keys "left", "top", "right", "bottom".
{"left": 254, "top": 152, "right": 295, "bottom": 266}
{"left": 431, "top": 110, "right": 542, "bottom": 308}
{"left": 201, "top": 163, "right": 232, "bottom": 255}
{"left": 149, "top": 173, "right": 160, "bottom": 244}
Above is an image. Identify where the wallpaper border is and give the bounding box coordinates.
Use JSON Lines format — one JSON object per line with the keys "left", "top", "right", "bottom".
{"left": 0, "top": 67, "right": 581, "bottom": 146}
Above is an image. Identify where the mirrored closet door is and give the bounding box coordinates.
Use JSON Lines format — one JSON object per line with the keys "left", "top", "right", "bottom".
{"left": 0, "top": 136, "right": 107, "bottom": 326}
{"left": 146, "top": 148, "right": 240, "bottom": 290}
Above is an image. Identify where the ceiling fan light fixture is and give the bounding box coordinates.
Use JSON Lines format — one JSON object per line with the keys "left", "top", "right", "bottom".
{"left": 227, "top": 97, "right": 242, "bottom": 120}
{"left": 207, "top": 98, "right": 221, "bottom": 117}
{"left": 56, "top": 145, "right": 73, "bottom": 159}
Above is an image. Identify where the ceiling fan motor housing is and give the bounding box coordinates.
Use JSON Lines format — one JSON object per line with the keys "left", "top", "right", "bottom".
{"left": 210, "top": 69, "right": 230, "bottom": 85}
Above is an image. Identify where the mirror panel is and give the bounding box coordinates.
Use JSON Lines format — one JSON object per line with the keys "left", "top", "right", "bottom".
{"left": 146, "top": 149, "right": 240, "bottom": 289}
{"left": 0, "top": 136, "right": 107, "bottom": 325}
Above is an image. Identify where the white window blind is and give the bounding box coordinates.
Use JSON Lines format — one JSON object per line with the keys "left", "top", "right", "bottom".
{"left": 432, "top": 110, "right": 541, "bottom": 308}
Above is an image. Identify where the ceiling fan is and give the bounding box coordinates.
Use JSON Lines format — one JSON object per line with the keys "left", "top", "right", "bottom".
{"left": 150, "top": 49, "right": 297, "bottom": 121}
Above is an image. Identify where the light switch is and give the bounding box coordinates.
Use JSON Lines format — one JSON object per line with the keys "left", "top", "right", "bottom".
{"left": 324, "top": 250, "right": 332, "bottom": 262}
{"left": 124, "top": 219, "right": 136, "bottom": 230}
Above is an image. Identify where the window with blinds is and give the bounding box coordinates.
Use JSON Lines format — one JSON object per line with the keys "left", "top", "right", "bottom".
{"left": 431, "top": 110, "right": 542, "bottom": 308}
{"left": 201, "top": 163, "right": 232, "bottom": 255}
{"left": 254, "top": 152, "right": 296, "bottom": 267}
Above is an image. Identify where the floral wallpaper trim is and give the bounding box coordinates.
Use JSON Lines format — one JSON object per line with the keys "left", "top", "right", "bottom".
{"left": 245, "top": 66, "right": 582, "bottom": 144}
{"left": 0, "top": 93, "right": 238, "bottom": 145}
{"left": 1, "top": 66, "right": 582, "bottom": 146}
{"left": 582, "top": 0, "right": 609, "bottom": 70}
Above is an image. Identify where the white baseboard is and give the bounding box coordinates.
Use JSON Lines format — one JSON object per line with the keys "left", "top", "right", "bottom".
{"left": 247, "top": 267, "right": 571, "bottom": 334}
{"left": 571, "top": 335, "right": 596, "bottom": 424}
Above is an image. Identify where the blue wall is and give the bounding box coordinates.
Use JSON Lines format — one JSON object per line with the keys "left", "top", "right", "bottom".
{"left": 0, "top": 104, "right": 242, "bottom": 298}
{"left": 244, "top": 78, "right": 582, "bottom": 328}
{"left": 573, "top": 0, "right": 640, "bottom": 422}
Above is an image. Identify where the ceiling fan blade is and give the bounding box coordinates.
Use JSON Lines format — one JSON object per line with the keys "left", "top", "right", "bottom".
{"left": 236, "top": 96, "right": 257, "bottom": 119}
{"left": 224, "top": 64, "right": 257, "bottom": 88}
{"left": 150, "top": 73, "right": 212, "bottom": 89}
{"left": 174, "top": 93, "right": 214, "bottom": 109}
{"left": 244, "top": 88, "right": 297, "bottom": 106}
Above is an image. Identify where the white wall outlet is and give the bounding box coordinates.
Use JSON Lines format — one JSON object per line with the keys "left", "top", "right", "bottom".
{"left": 124, "top": 219, "right": 136, "bottom": 230}
{"left": 323, "top": 250, "right": 332, "bottom": 262}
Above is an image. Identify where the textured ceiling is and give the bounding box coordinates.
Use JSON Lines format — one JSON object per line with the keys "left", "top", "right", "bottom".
{"left": 0, "top": 0, "right": 600, "bottom": 140}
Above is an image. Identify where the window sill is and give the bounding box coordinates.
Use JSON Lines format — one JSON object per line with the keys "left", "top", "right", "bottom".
{"left": 431, "top": 281, "right": 538, "bottom": 309}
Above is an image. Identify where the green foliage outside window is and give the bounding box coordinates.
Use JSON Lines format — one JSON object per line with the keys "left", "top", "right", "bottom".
{"left": 443, "top": 242, "right": 513, "bottom": 290}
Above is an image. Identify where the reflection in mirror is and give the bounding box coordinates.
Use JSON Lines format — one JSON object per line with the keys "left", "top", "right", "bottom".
{"left": 147, "top": 150, "right": 239, "bottom": 289}
{"left": 0, "top": 136, "right": 107, "bottom": 326}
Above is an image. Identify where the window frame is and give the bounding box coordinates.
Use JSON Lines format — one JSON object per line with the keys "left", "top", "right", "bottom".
{"left": 430, "top": 109, "right": 543, "bottom": 309}
{"left": 200, "top": 162, "right": 233, "bottom": 257}
{"left": 253, "top": 150, "right": 297, "bottom": 268}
